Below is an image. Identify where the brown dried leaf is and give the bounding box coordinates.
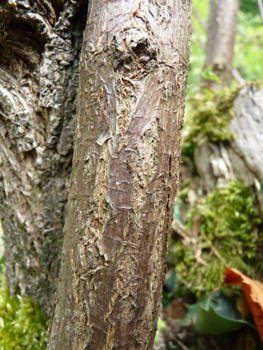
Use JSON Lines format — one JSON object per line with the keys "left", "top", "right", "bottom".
{"left": 223, "top": 267, "right": 263, "bottom": 343}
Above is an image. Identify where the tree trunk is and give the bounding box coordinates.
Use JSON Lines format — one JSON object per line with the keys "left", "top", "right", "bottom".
{"left": 47, "top": 0, "right": 192, "bottom": 349}
{"left": 0, "top": 0, "right": 88, "bottom": 316}
{"left": 195, "top": 84, "right": 263, "bottom": 198}
{"left": 204, "top": 0, "right": 240, "bottom": 89}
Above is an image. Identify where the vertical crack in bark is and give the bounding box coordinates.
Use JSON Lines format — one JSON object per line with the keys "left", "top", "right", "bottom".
{"left": 169, "top": 153, "right": 172, "bottom": 177}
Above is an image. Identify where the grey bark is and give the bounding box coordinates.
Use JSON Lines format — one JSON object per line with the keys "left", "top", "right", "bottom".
{"left": 47, "top": 0, "right": 192, "bottom": 349}
{"left": 204, "top": 0, "right": 240, "bottom": 89}
{"left": 0, "top": 0, "right": 88, "bottom": 316}
{"left": 194, "top": 85, "right": 263, "bottom": 204}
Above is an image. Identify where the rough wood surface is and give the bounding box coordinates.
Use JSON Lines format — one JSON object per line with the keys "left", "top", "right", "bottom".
{"left": 230, "top": 85, "right": 263, "bottom": 181}
{"left": 47, "top": 0, "right": 192, "bottom": 349}
{"left": 0, "top": 0, "right": 88, "bottom": 316}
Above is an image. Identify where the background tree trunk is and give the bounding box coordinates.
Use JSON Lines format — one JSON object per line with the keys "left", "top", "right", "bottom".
{"left": 195, "top": 84, "right": 263, "bottom": 201}
{"left": 204, "top": 0, "right": 240, "bottom": 89}
{"left": 195, "top": 1, "right": 262, "bottom": 195}
{"left": 47, "top": 0, "right": 192, "bottom": 349}
{"left": 0, "top": 0, "right": 88, "bottom": 316}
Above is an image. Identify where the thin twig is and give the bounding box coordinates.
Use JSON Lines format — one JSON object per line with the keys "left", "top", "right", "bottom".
{"left": 201, "top": 231, "right": 228, "bottom": 268}
{"left": 257, "top": 0, "right": 263, "bottom": 25}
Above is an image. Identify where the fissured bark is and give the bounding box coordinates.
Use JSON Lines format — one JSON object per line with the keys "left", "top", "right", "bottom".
{"left": 47, "top": 0, "right": 192, "bottom": 349}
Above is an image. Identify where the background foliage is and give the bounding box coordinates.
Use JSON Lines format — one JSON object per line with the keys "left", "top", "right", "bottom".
{"left": 189, "top": 0, "right": 263, "bottom": 88}
{"left": 162, "top": 1, "right": 263, "bottom": 347}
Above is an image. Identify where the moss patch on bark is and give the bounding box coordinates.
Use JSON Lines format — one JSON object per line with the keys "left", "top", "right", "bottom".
{"left": 183, "top": 82, "right": 263, "bottom": 148}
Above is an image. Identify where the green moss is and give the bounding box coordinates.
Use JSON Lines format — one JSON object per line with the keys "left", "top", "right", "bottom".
{"left": 0, "top": 275, "right": 47, "bottom": 350}
{"left": 183, "top": 87, "right": 239, "bottom": 147}
{"left": 173, "top": 180, "right": 262, "bottom": 298}
{"left": 183, "top": 82, "right": 263, "bottom": 148}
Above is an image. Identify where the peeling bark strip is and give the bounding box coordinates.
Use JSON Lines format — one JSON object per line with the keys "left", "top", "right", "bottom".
{"left": 48, "top": 1, "right": 192, "bottom": 349}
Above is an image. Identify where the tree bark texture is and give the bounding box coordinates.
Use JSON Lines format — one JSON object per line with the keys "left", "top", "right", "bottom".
{"left": 204, "top": 0, "right": 239, "bottom": 89}
{"left": 0, "top": 0, "right": 88, "bottom": 316}
{"left": 47, "top": 1, "right": 192, "bottom": 349}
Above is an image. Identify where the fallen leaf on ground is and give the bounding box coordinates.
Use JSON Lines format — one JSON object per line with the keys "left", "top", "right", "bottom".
{"left": 177, "top": 289, "right": 251, "bottom": 335}
{"left": 223, "top": 267, "right": 263, "bottom": 343}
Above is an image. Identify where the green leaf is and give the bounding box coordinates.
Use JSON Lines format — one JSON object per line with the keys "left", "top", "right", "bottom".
{"left": 178, "top": 289, "right": 253, "bottom": 336}
{"left": 177, "top": 292, "right": 215, "bottom": 327}
{"left": 177, "top": 299, "right": 202, "bottom": 327}
{"left": 154, "top": 318, "right": 165, "bottom": 343}
{"left": 195, "top": 305, "right": 249, "bottom": 336}
{"left": 240, "top": 0, "right": 258, "bottom": 15}
{"left": 157, "top": 318, "right": 165, "bottom": 330}
{"left": 202, "top": 66, "right": 222, "bottom": 83}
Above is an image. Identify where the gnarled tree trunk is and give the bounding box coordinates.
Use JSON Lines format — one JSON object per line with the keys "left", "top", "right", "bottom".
{"left": 47, "top": 0, "right": 192, "bottom": 349}
{"left": 0, "top": 0, "right": 88, "bottom": 316}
